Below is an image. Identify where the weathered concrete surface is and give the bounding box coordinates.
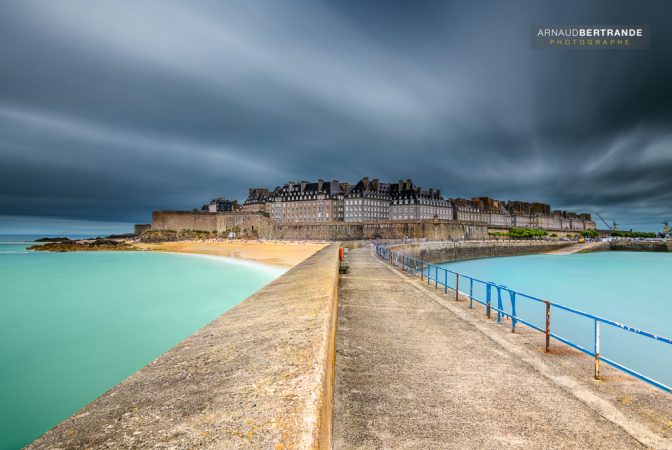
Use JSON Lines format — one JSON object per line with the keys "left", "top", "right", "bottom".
{"left": 334, "top": 247, "right": 672, "bottom": 449}
{"left": 608, "top": 240, "right": 672, "bottom": 252}
{"left": 29, "top": 244, "right": 340, "bottom": 449}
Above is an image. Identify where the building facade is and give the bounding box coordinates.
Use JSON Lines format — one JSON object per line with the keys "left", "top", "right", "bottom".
{"left": 203, "top": 197, "right": 239, "bottom": 213}
{"left": 390, "top": 180, "right": 452, "bottom": 221}
{"left": 269, "top": 180, "right": 344, "bottom": 223}
{"left": 241, "top": 188, "right": 270, "bottom": 213}
{"left": 344, "top": 177, "right": 395, "bottom": 222}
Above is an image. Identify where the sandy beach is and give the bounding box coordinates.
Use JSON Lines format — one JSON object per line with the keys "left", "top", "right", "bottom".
{"left": 137, "top": 240, "right": 327, "bottom": 268}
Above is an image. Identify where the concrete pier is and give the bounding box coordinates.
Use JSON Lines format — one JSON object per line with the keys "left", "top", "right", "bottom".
{"left": 333, "top": 247, "right": 672, "bottom": 449}
{"left": 29, "top": 244, "right": 340, "bottom": 449}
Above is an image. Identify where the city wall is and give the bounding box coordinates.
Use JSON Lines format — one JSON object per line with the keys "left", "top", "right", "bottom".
{"left": 151, "top": 211, "right": 489, "bottom": 241}
{"left": 389, "top": 240, "right": 571, "bottom": 264}
{"left": 151, "top": 210, "right": 272, "bottom": 238}
{"left": 270, "top": 220, "right": 489, "bottom": 241}
{"left": 29, "top": 244, "right": 341, "bottom": 449}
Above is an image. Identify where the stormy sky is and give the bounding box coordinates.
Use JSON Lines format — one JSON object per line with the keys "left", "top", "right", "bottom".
{"left": 1, "top": 0, "right": 671, "bottom": 233}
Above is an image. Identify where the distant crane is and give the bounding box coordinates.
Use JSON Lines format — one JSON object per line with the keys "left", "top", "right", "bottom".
{"left": 596, "top": 213, "right": 618, "bottom": 231}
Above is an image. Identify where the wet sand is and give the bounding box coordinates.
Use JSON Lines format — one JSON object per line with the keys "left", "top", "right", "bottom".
{"left": 137, "top": 240, "right": 327, "bottom": 268}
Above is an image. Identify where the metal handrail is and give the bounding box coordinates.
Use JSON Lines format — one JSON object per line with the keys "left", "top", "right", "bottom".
{"left": 376, "top": 245, "right": 672, "bottom": 393}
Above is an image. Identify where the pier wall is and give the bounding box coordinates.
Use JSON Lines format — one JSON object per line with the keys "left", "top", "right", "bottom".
{"left": 389, "top": 240, "right": 571, "bottom": 264}
{"left": 566, "top": 240, "right": 672, "bottom": 254}
{"left": 608, "top": 240, "right": 672, "bottom": 252}
{"left": 29, "top": 244, "right": 341, "bottom": 449}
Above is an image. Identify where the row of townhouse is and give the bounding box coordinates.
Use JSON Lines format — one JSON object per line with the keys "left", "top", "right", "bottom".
{"left": 209, "top": 177, "right": 596, "bottom": 230}
{"left": 449, "top": 197, "right": 596, "bottom": 230}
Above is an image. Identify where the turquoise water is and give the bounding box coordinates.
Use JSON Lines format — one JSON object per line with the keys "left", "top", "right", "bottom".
{"left": 437, "top": 252, "right": 672, "bottom": 389}
{"left": 0, "top": 236, "right": 283, "bottom": 450}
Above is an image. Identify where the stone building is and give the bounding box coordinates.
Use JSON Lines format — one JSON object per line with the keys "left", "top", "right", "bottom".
{"left": 203, "top": 197, "right": 239, "bottom": 213}
{"left": 390, "top": 180, "right": 452, "bottom": 221}
{"left": 469, "top": 197, "right": 512, "bottom": 227}
{"left": 344, "top": 177, "right": 396, "bottom": 222}
{"left": 555, "top": 211, "right": 596, "bottom": 231}
{"left": 242, "top": 188, "right": 271, "bottom": 213}
{"left": 269, "top": 179, "right": 344, "bottom": 223}
{"left": 450, "top": 198, "right": 489, "bottom": 223}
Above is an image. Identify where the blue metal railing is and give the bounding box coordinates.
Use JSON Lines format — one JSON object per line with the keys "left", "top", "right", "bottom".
{"left": 376, "top": 245, "right": 672, "bottom": 393}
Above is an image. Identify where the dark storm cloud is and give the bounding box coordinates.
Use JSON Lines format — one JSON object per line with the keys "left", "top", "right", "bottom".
{"left": 1, "top": 0, "right": 671, "bottom": 231}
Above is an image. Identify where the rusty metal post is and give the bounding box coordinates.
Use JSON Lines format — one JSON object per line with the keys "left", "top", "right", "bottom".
{"left": 420, "top": 262, "right": 424, "bottom": 281}
{"left": 486, "top": 284, "right": 492, "bottom": 319}
{"left": 455, "top": 273, "right": 459, "bottom": 301}
{"left": 545, "top": 301, "right": 551, "bottom": 352}
{"left": 594, "top": 320, "right": 601, "bottom": 380}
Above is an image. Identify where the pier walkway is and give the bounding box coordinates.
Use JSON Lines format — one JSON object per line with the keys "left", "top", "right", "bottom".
{"left": 333, "top": 247, "right": 671, "bottom": 449}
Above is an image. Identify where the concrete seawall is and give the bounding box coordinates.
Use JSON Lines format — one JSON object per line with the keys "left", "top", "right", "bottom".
{"left": 390, "top": 239, "right": 572, "bottom": 264}
{"left": 29, "top": 244, "right": 340, "bottom": 449}
{"left": 607, "top": 240, "right": 672, "bottom": 252}
{"left": 563, "top": 240, "right": 672, "bottom": 254}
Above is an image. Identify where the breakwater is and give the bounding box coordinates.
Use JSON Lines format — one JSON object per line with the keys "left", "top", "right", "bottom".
{"left": 603, "top": 240, "right": 671, "bottom": 252}
{"left": 28, "top": 244, "right": 340, "bottom": 449}
{"left": 565, "top": 240, "right": 672, "bottom": 253}
{"left": 389, "top": 239, "right": 571, "bottom": 264}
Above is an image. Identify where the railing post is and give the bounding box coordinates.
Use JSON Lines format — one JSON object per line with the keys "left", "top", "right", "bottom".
{"left": 469, "top": 279, "right": 473, "bottom": 309}
{"left": 486, "top": 284, "right": 492, "bottom": 319}
{"left": 435, "top": 266, "right": 438, "bottom": 289}
{"left": 444, "top": 270, "right": 447, "bottom": 294}
{"left": 594, "top": 320, "right": 601, "bottom": 380}
{"left": 545, "top": 301, "right": 550, "bottom": 352}
{"left": 455, "top": 273, "right": 459, "bottom": 301}
{"left": 509, "top": 292, "right": 516, "bottom": 332}
{"left": 421, "top": 262, "right": 424, "bottom": 281}
{"left": 496, "top": 287, "right": 502, "bottom": 323}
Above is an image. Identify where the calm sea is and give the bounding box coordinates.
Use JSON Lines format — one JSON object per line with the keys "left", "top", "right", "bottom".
{"left": 0, "top": 235, "right": 283, "bottom": 450}
{"left": 438, "top": 252, "right": 672, "bottom": 389}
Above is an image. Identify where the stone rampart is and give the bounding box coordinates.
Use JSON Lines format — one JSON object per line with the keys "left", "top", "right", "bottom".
{"left": 29, "top": 244, "right": 340, "bottom": 449}
{"left": 270, "top": 220, "right": 488, "bottom": 241}
{"left": 151, "top": 211, "right": 490, "bottom": 241}
{"left": 151, "top": 210, "right": 272, "bottom": 238}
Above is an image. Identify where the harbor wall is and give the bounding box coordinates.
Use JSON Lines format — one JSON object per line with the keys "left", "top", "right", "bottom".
{"left": 389, "top": 240, "right": 571, "bottom": 264}
{"left": 29, "top": 244, "right": 341, "bottom": 449}
{"left": 608, "top": 240, "right": 672, "bottom": 252}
